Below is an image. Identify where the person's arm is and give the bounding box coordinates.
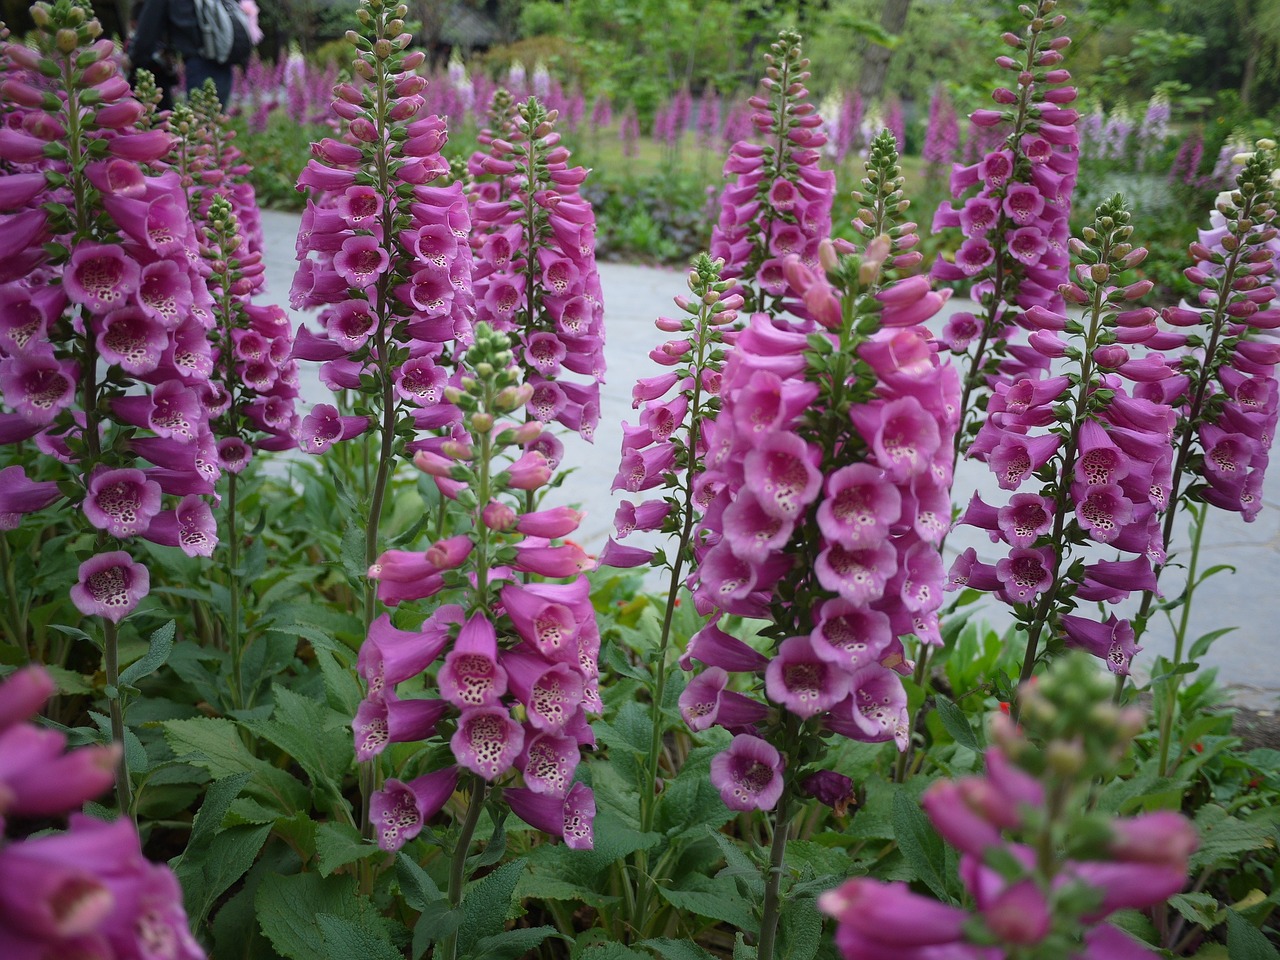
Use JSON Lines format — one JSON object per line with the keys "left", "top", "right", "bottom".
{"left": 128, "top": 0, "right": 166, "bottom": 66}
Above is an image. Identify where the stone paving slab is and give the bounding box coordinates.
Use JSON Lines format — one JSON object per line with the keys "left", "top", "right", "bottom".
{"left": 261, "top": 208, "right": 1280, "bottom": 706}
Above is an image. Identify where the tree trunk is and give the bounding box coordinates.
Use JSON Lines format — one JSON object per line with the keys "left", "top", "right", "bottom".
{"left": 857, "top": 0, "right": 912, "bottom": 106}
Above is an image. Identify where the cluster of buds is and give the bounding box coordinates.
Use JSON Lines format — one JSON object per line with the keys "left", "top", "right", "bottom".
{"left": 467, "top": 96, "right": 605, "bottom": 444}
{"left": 930, "top": 0, "right": 1080, "bottom": 445}
{"left": 601, "top": 255, "right": 738, "bottom": 571}
{"left": 687, "top": 140, "right": 959, "bottom": 811}
{"left": 290, "top": 0, "right": 475, "bottom": 458}
{"left": 0, "top": 666, "right": 203, "bottom": 958}
{"left": 708, "top": 30, "right": 836, "bottom": 320}
{"left": 0, "top": 0, "right": 226, "bottom": 619}
{"left": 1158, "top": 146, "right": 1280, "bottom": 522}
{"left": 820, "top": 654, "right": 1196, "bottom": 959}
{"left": 361, "top": 324, "right": 599, "bottom": 851}
{"left": 950, "top": 197, "right": 1176, "bottom": 678}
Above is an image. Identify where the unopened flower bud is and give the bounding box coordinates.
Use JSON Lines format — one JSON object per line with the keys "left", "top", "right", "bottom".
{"left": 1045, "top": 738, "right": 1085, "bottom": 775}
{"left": 471, "top": 412, "right": 493, "bottom": 433}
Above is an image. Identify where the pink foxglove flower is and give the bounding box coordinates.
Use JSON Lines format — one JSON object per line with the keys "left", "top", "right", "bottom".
{"left": 709, "top": 31, "right": 835, "bottom": 321}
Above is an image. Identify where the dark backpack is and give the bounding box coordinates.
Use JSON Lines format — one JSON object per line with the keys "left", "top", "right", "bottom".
{"left": 193, "top": 0, "right": 254, "bottom": 68}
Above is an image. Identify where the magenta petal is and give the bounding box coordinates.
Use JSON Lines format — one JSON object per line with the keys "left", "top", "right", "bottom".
{"left": 451, "top": 706, "right": 523, "bottom": 780}
{"left": 709, "top": 734, "right": 784, "bottom": 812}
{"left": 369, "top": 767, "right": 458, "bottom": 852}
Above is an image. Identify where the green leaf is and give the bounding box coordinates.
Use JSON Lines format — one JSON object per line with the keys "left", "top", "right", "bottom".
{"left": 1227, "top": 909, "right": 1280, "bottom": 960}
{"left": 340, "top": 523, "right": 367, "bottom": 582}
{"left": 710, "top": 828, "right": 764, "bottom": 899}
{"left": 412, "top": 901, "right": 461, "bottom": 960}
{"left": 457, "top": 858, "right": 527, "bottom": 956}
{"left": 256, "top": 872, "right": 393, "bottom": 960}
{"left": 315, "top": 821, "right": 377, "bottom": 877}
{"left": 891, "top": 791, "right": 951, "bottom": 901}
{"left": 174, "top": 772, "right": 250, "bottom": 920}
{"left": 396, "top": 852, "right": 443, "bottom": 911}
{"left": 316, "top": 648, "right": 362, "bottom": 715}
{"left": 934, "top": 696, "right": 981, "bottom": 752}
{"left": 1188, "top": 627, "right": 1236, "bottom": 662}
{"left": 656, "top": 875, "right": 757, "bottom": 934}
{"left": 244, "top": 685, "right": 353, "bottom": 801}
{"left": 163, "top": 716, "right": 307, "bottom": 813}
{"left": 1191, "top": 810, "right": 1276, "bottom": 870}
{"left": 316, "top": 914, "right": 402, "bottom": 960}
{"left": 779, "top": 896, "right": 823, "bottom": 960}
{"left": 641, "top": 938, "right": 718, "bottom": 960}
{"left": 119, "top": 619, "right": 176, "bottom": 688}
{"left": 1169, "top": 892, "right": 1223, "bottom": 930}
{"left": 184, "top": 824, "right": 271, "bottom": 929}
{"left": 581, "top": 946, "right": 650, "bottom": 960}
{"left": 472, "top": 925, "right": 562, "bottom": 960}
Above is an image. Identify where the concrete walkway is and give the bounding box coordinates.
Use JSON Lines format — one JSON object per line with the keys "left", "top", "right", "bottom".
{"left": 261, "top": 209, "right": 1280, "bottom": 707}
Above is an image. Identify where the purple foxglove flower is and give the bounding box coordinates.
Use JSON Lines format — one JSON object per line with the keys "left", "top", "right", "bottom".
{"left": 995, "top": 547, "right": 1055, "bottom": 604}
{"left": 439, "top": 612, "right": 508, "bottom": 710}
{"left": 826, "top": 665, "right": 910, "bottom": 748}
{"left": 850, "top": 396, "right": 941, "bottom": 482}
{"left": 920, "top": 778, "right": 1005, "bottom": 859}
{"left": 353, "top": 690, "right": 449, "bottom": 761}
{"left": 1058, "top": 614, "right": 1139, "bottom": 675}
{"left": 518, "top": 731, "right": 581, "bottom": 796}
{"left": 515, "top": 506, "right": 583, "bottom": 539}
{"left": 513, "top": 541, "right": 594, "bottom": 577}
{"left": 500, "top": 579, "right": 591, "bottom": 663}
{"left": 297, "top": 403, "right": 370, "bottom": 453}
{"left": 505, "top": 781, "right": 595, "bottom": 849}
{"left": 709, "top": 734, "right": 785, "bottom": 812}
{"left": 0, "top": 351, "right": 76, "bottom": 424}
{"left": 369, "top": 767, "right": 458, "bottom": 852}
{"left": 742, "top": 431, "right": 822, "bottom": 521}
{"left": 809, "top": 599, "right": 893, "bottom": 671}
{"left": 987, "top": 432, "right": 1061, "bottom": 490}
{"left": 679, "top": 622, "right": 769, "bottom": 673}
{"left": 0, "top": 726, "right": 118, "bottom": 819}
{"left": 0, "top": 465, "right": 61, "bottom": 521}
{"left": 141, "top": 495, "right": 218, "bottom": 558}
{"left": 800, "top": 770, "right": 856, "bottom": 814}
{"left": 96, "top": 306, "right": 167, "bottom": 375}
{"left": 451, "top": 706, "right": 524, "bottom": 780}
{"left": 0, "top": 665, "right": 56, "bottom": 732}
{"left": 816, "top": 463, "right": 901, "bottom": 549}
{"left": 70, "top": 551, "right": 149, "bottom": 623}
{"left": 358, "top": 605, "right": 462, "bottom": 694}
{"left": 597, "top": 537, "right": 656, "bottom": 569}
{"left": 1107, "top": 811, "right": 1199, "bottom": 867}
{"left": 815, "top": 540, "right": 897, "bottom": 606}
{"left": 819, "top": 878, "right": 972, "bottom": 953}
{"left": 82, "top": 468, "right": 162, "bottom": 539}
{"left": 721, "top": 491, "right": 796, "bottom": 562}
{"left": 997, "top": 493, "right": 1054, "bottom": 547}
{"left": 678, "top": 666, "right": 769, "bottom": 733}
{"left": 1073, "top": 482, "right": 1134, "bottom": 544}
{"left": 765, "top": 636, "right": 852, "bottom": 719}
{"left": 502, "top": 649, "right": 584, "bottom": 733}
{"left": 613, "top": 500, "right": 671, "bottom": 538}
{"left": 505, "top": 450, "right": 552, "bottom": 490}
{"left": 981, "top": 880, "right": 1051, "bottom": 946}
{"left": 63, "top": 242, "right": 140, "bottom": 313}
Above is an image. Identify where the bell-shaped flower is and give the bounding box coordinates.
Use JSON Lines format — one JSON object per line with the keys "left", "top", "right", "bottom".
{"left": 743, "top": 432, "right": 823, "bottom": 521}
{"left": 357, "top": 605, "right": 461, "bottom": 694}
{"left": 82, "top": 468, "right": 162, "bottom": 539}
{"left": 816, "top": 463, "right": 901, "bottom": 549}
{"left": 505, "top": 781, "right": 595, "bottom": 849}
{"left": 70, "top": 551, "right": 149, "bottom": 623}
{"left": 353, "top": 690, "right": 450, "bottom": 761}
{"left": 63, "top": 242, "right": 139, "bottom": 313}
{"left": 825, "top": 665, "right": 910, "bottom": 749}
{"left": 500, "top": 579, "right": 589, "bottom": 663}
{"left": 0, "top": 351, "right": 76, "bottom": 424}
{"left": 679, "top": 622, "right": 769, "bottom": 673}
{"left": 451, "top": 706, "right": 524, "bottom": 780}
{"left": 369, "top": 767, "right": 458, "bottom": 852}
{"left": 809, "top": 599, "right": 893, "bottom": 671}
{"left": 850, "top": 396, "right": 941, "bottom": 482}
{"left": 518, "top": 732, "right": 581, "bottom": 797}
{"left": 815, "top": 540, "right": 897, "bottom": 606}
{"left": 765, "top": 636, "right": 852, "bottom": 719}
{"left": 502, "top": 650, "right": 584, "bottom": 733}
{"left": 1058, "top": 614, "right": 1140, "bottom": 675}
{"left": 709, "top": 734, "right": 785, "bottom": 812}
{"left": 439, "top": 612, "right": 508, "bottom": 710}
{"left": 995, "top": 547, "right": 1056, "bottom": 604}
{"left": 297, "top": 403, "right": 371, "bottom": 454}
{"left": 678, "top": 667, "right": 769, "bottom": 733}
{"left": 140, "top": 494, "right": 217, "bottom": 558}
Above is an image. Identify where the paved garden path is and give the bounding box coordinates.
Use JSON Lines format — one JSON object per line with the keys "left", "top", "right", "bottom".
{"left": 262, "top": 209, "right": 1280, "bottom": 707}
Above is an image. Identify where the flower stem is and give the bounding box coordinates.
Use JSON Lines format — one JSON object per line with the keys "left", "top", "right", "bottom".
{"left": 227, "top": 471, "right": 245, "bottom": 710}
{"left": 757, "top": 782, "right": 794, "bottom": 960}
{"left": 1157, "top": 501, "right": 1205, "bottom": 777}
{"left": 443, "top": 777, "right": 488, "bottom": 960}
{"left": 103, "top": 618, "right": 134, "bottom": 819}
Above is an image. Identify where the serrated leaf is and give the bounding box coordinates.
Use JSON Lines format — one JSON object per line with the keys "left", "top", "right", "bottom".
{"left": 317, "top": 913, "right": 403, "bottom": 960}
{"left": 1227, "top": 909, "right": 1280, "bottom": 960}
{"left": 184, "top": 824, "right": 271, "bottom": 929}
{"left": 891, "top": 791, "right": 951, "bottom": 901}
{"left": 412, "top": 901, "right": 461, "bottom": 960}
{"left": 780, "top": 896, "right": 822, "bottom": 960}
{"left": 472, "top": 925, "right": 561, "bottom": 960}
{"left": 710, "top": 828, "right": 765, "bottom": 899}
{"left": 244, "top": 685, "right": 353, "bottom": 801}
{"left": 457, "top": 858, "right": 526, "bottom": 956}
{"left": 256, "top": 872, "right": 393, "bottom": 960}
{"left": 119, "top": 620, "right": 175, "bottom": 688}
{"left": 1191, "top": 811, "right": 1275, "bottom": 870}
{"left": 174, "top": 772, "right": 251, "bottom": 919}
{"left": 580, "top": 945, "right": 650, "bottom": 960}
{"left": 1169, "top": 892, "right": 1222, "bottom": 930}
{"left": 163, "top": 716, "right": 307, "bottom": 813}
{"left": 396, "top": 852, "right": 443, "bottom": 912}
{"left": 656, "top": 875, "right": 757, "bottom": 933}
{"left": 315, "top": 821, "right": 376, "bottom": 877}
{"left": 340, "top": 523, "right": 367, "bottom": 582}
{"left": 935, "top": 696, "right": 981, "bottom": 752}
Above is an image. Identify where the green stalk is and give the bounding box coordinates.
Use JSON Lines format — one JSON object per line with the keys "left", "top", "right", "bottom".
{"left": 227, "top": 471, "right": 244, "bottom": 710}
{"left": 1156, "top": 502, "right": 1205, "bottom": 777}
{"left": 442, "top": 778, "right": 488, "bottom": 960}
{"left": 756, "top": 782, "right": 794, "bottom": 960}
{"left": 104, "top": 618, "right": 134, "bottom": 819}
{"left": 0, "top": 534, "right": 26, "bottom": 657}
